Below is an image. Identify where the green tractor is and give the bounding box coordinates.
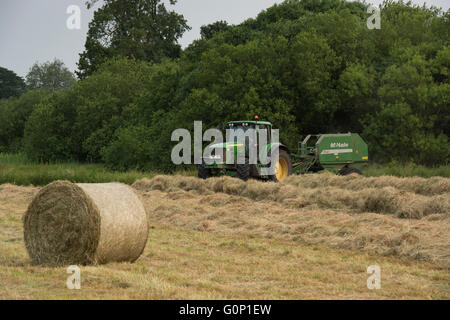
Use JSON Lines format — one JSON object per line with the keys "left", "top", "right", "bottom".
{"left": 198, "top": 119, "right": 369, "bottom": 182}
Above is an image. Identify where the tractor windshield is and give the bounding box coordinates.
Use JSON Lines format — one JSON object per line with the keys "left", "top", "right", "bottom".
{"left": 226, "top": 123, "right": 256, "bottom": 145}
{"left": 227, "top": 124, "right": 253, "bottom": 133}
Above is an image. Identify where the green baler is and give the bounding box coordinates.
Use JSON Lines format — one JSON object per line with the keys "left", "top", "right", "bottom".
{"left": 199, "top": 120, "right": 369, "bottom": 182}
{"left": 292, "top": 133, "right": 369, "bottom": 176}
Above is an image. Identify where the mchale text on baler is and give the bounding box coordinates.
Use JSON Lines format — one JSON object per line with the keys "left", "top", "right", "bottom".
{"left": 198, "top": 118, "right": 369, "bottom": 182}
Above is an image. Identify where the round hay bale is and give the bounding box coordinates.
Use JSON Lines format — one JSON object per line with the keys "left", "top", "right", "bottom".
{"left": 24, "top": 181, "right": 148, "bottom": 266}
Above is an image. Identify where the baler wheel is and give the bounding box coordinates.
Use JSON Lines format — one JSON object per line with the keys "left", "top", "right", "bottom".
{"left": 338, "top": 167, "right": 362, "bottom": 176}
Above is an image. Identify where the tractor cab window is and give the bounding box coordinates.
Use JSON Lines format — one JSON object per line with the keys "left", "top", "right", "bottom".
{"left": 258, "top": 124, "right": 271, "bottom": 144}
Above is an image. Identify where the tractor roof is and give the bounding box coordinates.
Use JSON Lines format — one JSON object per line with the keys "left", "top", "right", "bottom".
{"left": 227, "top": 120, "right": 272, "bottom": 126}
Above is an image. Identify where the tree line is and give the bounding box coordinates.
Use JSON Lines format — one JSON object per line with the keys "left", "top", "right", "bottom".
{"left": 0, "top": 0, "right": 448, "bottom": 171}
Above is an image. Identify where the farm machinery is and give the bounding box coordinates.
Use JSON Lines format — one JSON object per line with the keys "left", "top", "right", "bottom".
{"left": 198, "top": 118, "right": 369, "bottom": 182}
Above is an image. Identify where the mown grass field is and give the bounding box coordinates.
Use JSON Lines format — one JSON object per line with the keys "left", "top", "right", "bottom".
{"left": 0, "top": 172, "right": 449, "bottom": 299}
{"left": 0, "top": 195, "right": 448, "bottom": 299}
{"left": 0, "top": 154, "right": 449, "bottom": 299}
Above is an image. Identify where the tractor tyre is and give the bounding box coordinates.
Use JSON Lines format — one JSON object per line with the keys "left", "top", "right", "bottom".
{"left": 271, "top": 150, "right": 293, "bottom": 183}
{"left": 250, "top": 164, "right": 259, "bottom": 178}
{"left": 236, "top": 161, "right": 250, "bottom": 182}
{"left": 338, "top": 167, "right": 362, "bottom": 176}
{"left": 198, "top": 164, "right": 211, "bottom": 180}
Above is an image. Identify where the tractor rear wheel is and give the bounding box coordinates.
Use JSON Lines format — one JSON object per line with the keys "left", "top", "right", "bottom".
{"left": 338, "top": 167, "right": 362, "bottom": 176}
{"left": 198, "top": 164, "right": 211, "bottom": 179}
{"left": 236, "top": 161, "right": 250, "bottom": 181}
{"left": 271, "top": 150, "right": 293, "bottom": 182}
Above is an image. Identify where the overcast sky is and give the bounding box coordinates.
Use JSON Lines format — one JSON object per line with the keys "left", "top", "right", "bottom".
{"left": 0, "top": 0, "right": 448, "bottom": 78}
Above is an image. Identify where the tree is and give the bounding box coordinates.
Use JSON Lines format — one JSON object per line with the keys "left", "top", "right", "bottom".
{"left": 23, "top": 57, "right": 154, "bottom": 163}
{"left": 26, "top": 59, "right": 76, "bottom": 91}
{"left": 77, "top": 0, "right": 190, "bottom": 78}
{"left": 0, "top": 90, "right": 50, "bottom": 152}
{"left": 24, "top": 89, "right": 80, "bottom": 162}
{"left": 200, "top": 21, "right": 229, "bottom": 40}
{"left": 362, "top": 52, "right": 449, "bottom": 165}
{"left": 0, "top": 67, "right": 25, "bottom": 99}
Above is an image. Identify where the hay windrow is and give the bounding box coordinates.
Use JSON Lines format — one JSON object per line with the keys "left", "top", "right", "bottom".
{"left": 284, "top": 172, "right": 450, "bottom": 196}
{"left": 133, "top": 175, "right": 450, "bottom": 267}
{"left": 24, "top": 181, "right": 148, "bottom": 266}
{"left": 132, "top": 175, "right": 450, "bottom": 265}
{"left": 137, "top": 188, "right": 450, "bottom": 266}
{"left": 132, "top": 175, "right": 450, "bottom": 219}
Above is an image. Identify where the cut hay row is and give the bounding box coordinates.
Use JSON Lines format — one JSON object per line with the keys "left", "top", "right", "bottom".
{"left": 284, "top": 172, "right": 450, "bottom": 196}
{"left": 24, "top": 181, "right": 148, "bottom": 266}
{"left": 132, "top": 176, "right": 450, "bottom": 219}
{"left": 136, "top": 188, "right": 450, "bottom": 267}
{"left": 0, "top": 184, "right": 39, "bottom": 202}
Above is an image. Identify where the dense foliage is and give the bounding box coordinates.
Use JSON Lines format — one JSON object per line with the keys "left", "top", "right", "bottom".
{"left": 0, "top": 90, "right": 50, "bottom": 153}
{"left": 0, "top": 67, "right": 25, "bottom": 99}
{"left": 1, "top": 0, "right": 449, "bottom": 171}
{"left": 0, "top": 59, "right": 75, "bottom": 154}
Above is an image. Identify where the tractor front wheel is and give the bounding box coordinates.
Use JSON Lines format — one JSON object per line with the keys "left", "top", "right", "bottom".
{"left": 236, "top": 161, "right": 250, "bottom": 181}
{"left": 198, "top": 164, "right": 211, "bottom": 179}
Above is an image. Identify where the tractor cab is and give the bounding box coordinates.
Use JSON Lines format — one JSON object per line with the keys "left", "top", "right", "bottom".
{"left": 226, "top": 119, "right": 273, "bottom": 146}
